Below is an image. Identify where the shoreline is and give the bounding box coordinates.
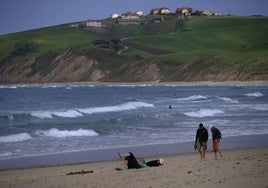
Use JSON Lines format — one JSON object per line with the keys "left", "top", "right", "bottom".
{"left": 0, "top": 80, "right": 268, "bottom": 86}
{"left": 0, "top": 146, "right": 267, "bottom": 188}
{"left": 1, "top": 134, "right": 267, "bottom": 170}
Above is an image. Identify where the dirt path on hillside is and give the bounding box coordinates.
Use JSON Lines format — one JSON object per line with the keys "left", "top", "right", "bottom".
{"left": 121, "top": 41, "right": 172, "bottom": 55}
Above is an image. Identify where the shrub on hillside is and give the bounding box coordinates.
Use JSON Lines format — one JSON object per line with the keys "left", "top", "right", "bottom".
{"left": 10, "top": 40, "right": 37, "bottom": 57}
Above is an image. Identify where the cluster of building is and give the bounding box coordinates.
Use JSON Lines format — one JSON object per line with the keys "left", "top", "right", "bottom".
{"left": 71, "top": 7, "right": 217, "bottom": 29}
{"left": 111, "top": 6, "right": 195, "bottom": 20}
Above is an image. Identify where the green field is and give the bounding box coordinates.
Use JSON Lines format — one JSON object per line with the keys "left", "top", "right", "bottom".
{"left": 0, "top": 24, "right": 106, "bottom": 59}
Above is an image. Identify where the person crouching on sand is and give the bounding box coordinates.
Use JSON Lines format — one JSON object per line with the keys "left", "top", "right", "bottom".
{"left": 210, "top": 125, "right": 223, "bottom": 160}
{"left": 116, "top": 152, "right": 164, "bottom": 170}
{"left": 195, "top": 123, "right": 209, "bottom": 159}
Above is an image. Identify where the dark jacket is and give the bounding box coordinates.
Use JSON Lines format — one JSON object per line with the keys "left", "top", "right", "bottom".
{"left": 211, "top": 128, "right": 222, "bottom": 140}
{"left": 195, "top": 127, "right": 208, "bottom": 143}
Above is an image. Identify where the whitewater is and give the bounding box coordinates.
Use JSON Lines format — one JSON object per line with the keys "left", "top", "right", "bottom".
{"left": 0, "top": 84, "right": 267, "bottom": 160}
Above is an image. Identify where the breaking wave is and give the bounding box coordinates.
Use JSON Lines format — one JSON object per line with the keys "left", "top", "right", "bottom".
{"left": 28, "top": 102, "right": 154, "bottom": 119}
{"left": 52, "top": 110, "right": 84, "bottom": 118}
{"left": 30, "top": 111, "right": 54, "bottom": 119}
{"left": 35, "top": 128, "right": 99, "bottom": 138}
{"left": 218, "top": 97, "right": 239, "bottom": 103}
{"left": 177, "top": 95, "right": 207, "bottom": 102}
{"left": 244, "top": 92, "right": 263, "bottom": 97}
{"left": 0, "top": 129, "right": 99, "bottom": 143}
{"left": 0, "top": 85, "right": 18, "bottom": 89}
{"left": 76, "top": 102, "right": 154, "bottom": 115}
{"left": 0, "top": 133, "right": 32, "bottom": 143}
{"left": 183, "top": 109, "right": 224, "bottom": 118}
{"left": 30, "top": 110, "right": 84, "bottom": 119}
{"left": 250, "top": 104, "right": 268, "bottom": 111}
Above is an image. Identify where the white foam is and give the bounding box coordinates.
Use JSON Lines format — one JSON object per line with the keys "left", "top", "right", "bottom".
{"left": 107, "top": 84, "right": 152, "bottom": 87}
{"left": 0, "top": 152, "right": 12, "bottom": 157}
{"left": 7, "top": 114, "right": 15, "bottom": 120}
{"left": 251, "top": 104, "right": 268, "bottom": 111}
{"left": 219, "top": 97, "right": 239, "bottom": 103}
{"left": 31, "top": 111, "right": 54, "bottom": 119}
{"left": 184, "top": 109, "right": 224, "bottom": 118}
{"left": 244, "top": 92, "right": 263, "bottom": 97}
{"left": 41, "top": 85, "right": 60, "bottom": 88}
{"left": 177, "top": 95, "right": 207, "bottom": 102}
{"left": 0, "top": 85, "right": 18, "bottom": 89}
{"left": 31, "top": 109, "right": 83, "bottom": 118}
{"left": 0, "top": 133, "right": 32, "bottom": 143}
{"left": 29, "top": 102, "right": 153, "bottom": 119}
{"left": 36, "top": 128, "right": 99, "bottom": 138}
{"left": 77, "top": 102, "right": 154, "bottom": 115}
{"left": 53, "top": 110, "right": 83, "bottom": 118}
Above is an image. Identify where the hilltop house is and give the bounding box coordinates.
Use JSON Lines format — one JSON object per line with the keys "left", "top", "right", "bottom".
{"left": 121, "top": 12, "right": 140, "bottom": 20}
{"left": 176, "top": 7, "right": 193, "bottom": 16}
{"left": 117, "top": 12, "right": 147, "bottom": 25}
{"left": 86, "top": 20, "right": 102, "bottom": 27}
{"left": 202, "top": 10, "right": 213, "bottom": 16}
{"left": 150, "top": 7, "right": 170, "bottom": 15}
{"left": 111, "top": 11, "right": 143, "bottom": 19}
{"left": 136, "top": 11, "right": 144, "bottom": 16}
{"left": 111, "top": 13, "right": 119, "bottom": 18}
{"left": 150, "top": 8, "right": 159, "bottom": 15}
{"left": 159, "top": 7, "right": 170, "bottom": 14}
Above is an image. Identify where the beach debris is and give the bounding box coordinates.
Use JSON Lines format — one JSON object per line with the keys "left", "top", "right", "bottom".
{"left": 187, "top": 170, "right": 193, "bottom": 174}
{"left": 66, "top": 170, "right": 94, "bottom": 175}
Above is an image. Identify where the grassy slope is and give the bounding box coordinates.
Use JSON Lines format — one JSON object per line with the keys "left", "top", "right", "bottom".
{"left": 0, "top": 16, "right": 268, "bottom": 82}
{"left": 125, "top": 16, "right": 268, "bottom": 79}
{"left": 0, "top": 24, "right": 105, "bottom": 60}
{"left": 129, "top": 16, "right": 268, "bottom": 54}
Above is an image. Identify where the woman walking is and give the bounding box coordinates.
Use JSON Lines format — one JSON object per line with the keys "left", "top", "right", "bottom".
{"left": 210, "top": 125, "right": 223, "bottom": 160}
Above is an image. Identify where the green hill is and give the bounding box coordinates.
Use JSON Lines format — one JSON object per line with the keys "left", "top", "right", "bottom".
{"left": 0, "top": 16, "right": 268, "bottom": 84}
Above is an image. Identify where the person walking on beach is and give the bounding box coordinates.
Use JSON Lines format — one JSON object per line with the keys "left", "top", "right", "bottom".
{"left": 195, "top": 123, "right": 209, "bottom": 159}
{"left": 210, "top": 125, "right": 223, "bottom": 160}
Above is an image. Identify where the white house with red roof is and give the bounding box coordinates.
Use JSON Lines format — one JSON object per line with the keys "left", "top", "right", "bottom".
{"left": 150, "top": 8, "right": 160, "bottom": 15}
{"left": 159, "top": 7, "right": 170, "bottom": 14}
{"left": 176, "top": 7, "right": 193, "bottom": 16}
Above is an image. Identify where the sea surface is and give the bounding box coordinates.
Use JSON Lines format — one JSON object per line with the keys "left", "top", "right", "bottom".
{"left": 0, "top": 84, "right": 267, "bottom": 161}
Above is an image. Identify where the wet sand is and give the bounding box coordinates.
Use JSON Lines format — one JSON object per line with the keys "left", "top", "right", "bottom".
{"left": 1, "top": 134, "right": 267, "bottom": 170}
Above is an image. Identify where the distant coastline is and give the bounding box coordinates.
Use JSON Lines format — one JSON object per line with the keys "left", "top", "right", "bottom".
{"left": 1, "top": 80, "right": 268, "bottom": 87}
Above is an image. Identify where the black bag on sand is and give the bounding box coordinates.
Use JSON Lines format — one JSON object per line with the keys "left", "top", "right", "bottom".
{"left": 146, "top": 159, "right": 164, "bottom": 167}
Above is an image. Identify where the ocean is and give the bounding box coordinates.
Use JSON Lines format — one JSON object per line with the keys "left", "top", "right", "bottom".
{"left": 0, "top": 84, "right": 268, "bottom": 163}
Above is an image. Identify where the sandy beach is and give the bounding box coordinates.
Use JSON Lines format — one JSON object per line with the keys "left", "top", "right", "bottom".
{"left": 0, "top": 147, "right": 267, "bottom": 188}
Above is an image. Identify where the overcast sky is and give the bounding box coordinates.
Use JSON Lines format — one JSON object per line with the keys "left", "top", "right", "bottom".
{"left": 1, "top": 0, "right": 268, "bottom": 35}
